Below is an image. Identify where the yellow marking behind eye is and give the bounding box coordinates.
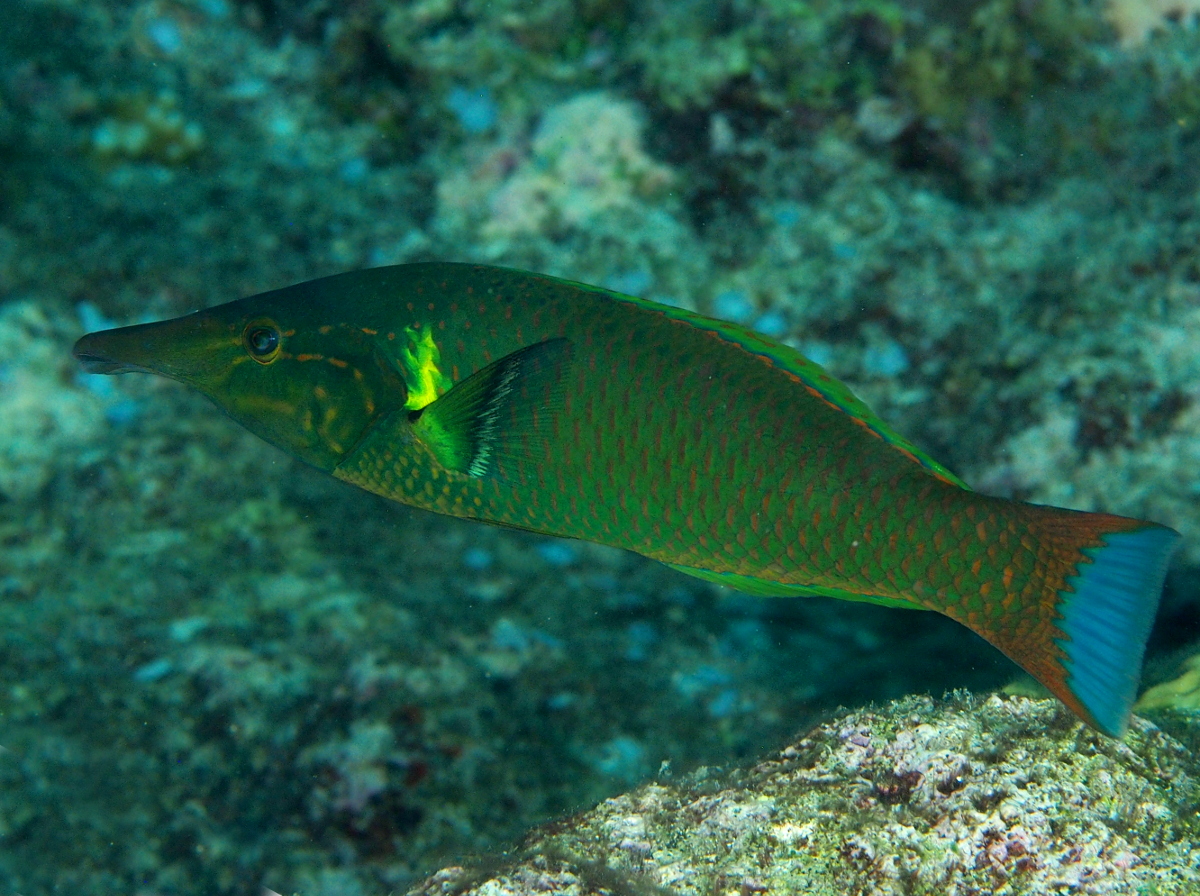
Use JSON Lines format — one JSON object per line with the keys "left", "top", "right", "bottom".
{"left": 400, "top": 324, "right": 453, "bottom": 410}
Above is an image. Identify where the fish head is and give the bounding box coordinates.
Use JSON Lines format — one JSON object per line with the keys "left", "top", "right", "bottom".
{"left": 73, "top": 294, "right": 410, "bottom": 471}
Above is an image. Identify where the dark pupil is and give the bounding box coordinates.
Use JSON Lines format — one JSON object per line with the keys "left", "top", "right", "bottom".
{"left": 248, "top": 327, "right": 278, "bottom": 355}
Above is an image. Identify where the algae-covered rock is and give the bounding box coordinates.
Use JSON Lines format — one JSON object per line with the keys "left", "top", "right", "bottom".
{"left": 407, "top": 694, "right": 1200, "bottom": 896}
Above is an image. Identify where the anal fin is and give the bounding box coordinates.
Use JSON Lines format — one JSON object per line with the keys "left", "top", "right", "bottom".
{"left": 663, "top": 561, "right": 918, "bottom": 608}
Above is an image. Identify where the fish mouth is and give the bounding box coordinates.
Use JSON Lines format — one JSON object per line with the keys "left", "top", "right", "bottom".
{"left": 72, "top": 332, "right": 158, "bottom": 375}
{"left": 72, "top": 346, "right": 150, "bottom": 375}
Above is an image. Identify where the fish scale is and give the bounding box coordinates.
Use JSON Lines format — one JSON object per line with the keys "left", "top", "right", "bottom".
{"left": 73, "top": 262, "right": 1180, "bottom": 737}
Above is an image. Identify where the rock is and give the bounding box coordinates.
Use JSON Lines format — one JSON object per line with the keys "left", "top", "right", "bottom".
{"left": 406, "top": 693, "right": 1200, "bottom": 896}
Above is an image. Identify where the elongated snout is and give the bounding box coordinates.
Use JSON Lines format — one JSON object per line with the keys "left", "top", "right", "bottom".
{"left": 73, "top": 313, "right": 237, "bottom": 383}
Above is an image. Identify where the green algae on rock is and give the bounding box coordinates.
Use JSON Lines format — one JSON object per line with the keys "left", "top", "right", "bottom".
{"left": 1138, "top": 651, "right": 1200, "bottom": 713}
{"left": 405, "top": 694, "right": 1200, "bottom": 896}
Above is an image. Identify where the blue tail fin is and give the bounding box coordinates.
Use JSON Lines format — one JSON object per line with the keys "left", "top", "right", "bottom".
{"left": 1057, "top": 525, "right": 1180, "bottom": 736}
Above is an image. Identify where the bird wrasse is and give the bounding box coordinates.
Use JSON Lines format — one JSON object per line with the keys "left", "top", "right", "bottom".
{"left": 73, "top": 263, "right": 1180, "bottom": 737}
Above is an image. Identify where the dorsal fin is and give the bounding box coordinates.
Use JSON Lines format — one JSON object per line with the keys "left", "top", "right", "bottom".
{"left": 412, "top": 337, "right": 572, "bottom": 480}
{"left": 535, "top": 271, "right": 968, "bottom": 489}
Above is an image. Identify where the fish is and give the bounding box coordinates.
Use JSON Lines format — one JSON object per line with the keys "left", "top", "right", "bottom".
{"left": 73, "top": 262, "right": 1180, "bottom": 737}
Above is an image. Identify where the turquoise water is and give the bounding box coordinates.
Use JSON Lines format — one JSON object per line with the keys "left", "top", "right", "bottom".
{"left": 1, "top": 1, "right": 1198, "bottom": 892}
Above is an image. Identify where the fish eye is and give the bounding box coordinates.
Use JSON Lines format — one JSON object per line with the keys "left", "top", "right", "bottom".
{"left": 243, "top": 322, "right": 281, "bottom": 363}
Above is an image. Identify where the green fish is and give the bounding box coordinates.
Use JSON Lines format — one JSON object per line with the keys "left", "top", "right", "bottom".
{"left": 74, "top": 263, "right": 1179, "bottom": 736}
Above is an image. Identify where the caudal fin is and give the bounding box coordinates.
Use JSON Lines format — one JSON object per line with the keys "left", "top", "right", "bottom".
{"left": 1054, "top": 524, "right": 1179, "bottom": 736}
{"left": 951, "top": 505, "right": 1180, "bottom": 738}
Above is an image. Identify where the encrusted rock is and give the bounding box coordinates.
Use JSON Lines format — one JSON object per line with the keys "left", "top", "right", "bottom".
{"left": 407, "top": 694, "right": 1200, "bottom": 896}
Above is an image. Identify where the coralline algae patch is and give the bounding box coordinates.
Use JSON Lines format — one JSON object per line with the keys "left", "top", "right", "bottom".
{"left": 409, "top": 695, "right": 1200, "bottom": 896}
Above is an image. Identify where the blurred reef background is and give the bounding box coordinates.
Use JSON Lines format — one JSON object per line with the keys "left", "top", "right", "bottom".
{"left": 1, "top": 0, "right": 1200, "bottom": 893}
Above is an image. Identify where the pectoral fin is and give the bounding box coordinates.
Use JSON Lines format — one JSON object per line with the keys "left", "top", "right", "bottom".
{"left": 411, "top": 337, "right": 572, "bottom": 480}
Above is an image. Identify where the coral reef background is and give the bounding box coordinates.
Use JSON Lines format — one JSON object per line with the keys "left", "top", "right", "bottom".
{"left": 0, "top": 0, "right": 1198, "bottom": 893}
